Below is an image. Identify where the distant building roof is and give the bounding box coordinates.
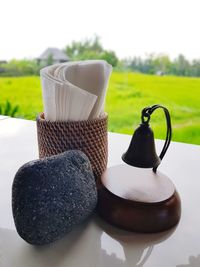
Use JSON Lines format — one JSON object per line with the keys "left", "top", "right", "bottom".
{"left": 38, "top": 48, "right": 69, "bottom": 61}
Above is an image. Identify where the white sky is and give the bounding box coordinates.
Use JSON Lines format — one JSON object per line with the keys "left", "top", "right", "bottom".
{"left": 1, "top": 0, "right": 200, "bottom": 60}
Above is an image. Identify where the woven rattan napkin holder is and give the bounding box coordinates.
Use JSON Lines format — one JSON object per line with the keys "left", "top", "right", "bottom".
{"left": 36, "top": 112, "right": 108, "bottom": 179}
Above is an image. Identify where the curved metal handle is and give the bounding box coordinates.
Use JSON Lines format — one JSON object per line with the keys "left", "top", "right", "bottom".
{"left": 141, "top": 104, "right": 172, "bottom": 172}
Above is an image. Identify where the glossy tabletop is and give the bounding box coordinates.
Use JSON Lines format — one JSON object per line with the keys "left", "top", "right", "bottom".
{"left": 0, "top": 117, "right": 200, "bottom": 267}
{"left": 0, "top": 115, "right": 9, "bottom": 121}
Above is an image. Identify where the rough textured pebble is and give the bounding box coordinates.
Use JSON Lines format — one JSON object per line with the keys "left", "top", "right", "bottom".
{"left": 12, "top": 150, "right": 97, "bottom": 245}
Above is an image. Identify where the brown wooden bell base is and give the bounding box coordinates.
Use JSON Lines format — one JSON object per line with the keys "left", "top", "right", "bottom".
{"left": 97, "top": 179, "right": 181, "bottom": 233}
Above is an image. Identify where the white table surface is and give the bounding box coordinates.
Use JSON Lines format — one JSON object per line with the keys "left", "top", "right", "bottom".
{"left": 0, "top": 115, "right": 9, "bottom": 121}
{"left": 0, "top": 117, "right": 200, "bottom": 267}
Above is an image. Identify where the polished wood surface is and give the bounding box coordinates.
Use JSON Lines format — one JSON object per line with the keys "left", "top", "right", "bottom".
{"left": 97, "top": 170, "right": 181, "bottom": 233}
{"left": 101, "top": 164, "right": 175, "bottom": 203}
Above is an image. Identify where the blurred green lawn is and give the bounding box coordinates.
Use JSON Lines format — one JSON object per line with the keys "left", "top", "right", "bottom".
{"left": 0, "top": 72, "right": 200, "bottom": 145}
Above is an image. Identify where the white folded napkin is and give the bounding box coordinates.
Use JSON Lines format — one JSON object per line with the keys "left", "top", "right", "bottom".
{"left": 40, "top": 60, "right": 112, "bottom": 121}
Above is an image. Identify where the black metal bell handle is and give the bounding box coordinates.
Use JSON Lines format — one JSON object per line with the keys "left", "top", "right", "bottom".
{"left": 141, "top": 104, "right": 172, "bottom": 172}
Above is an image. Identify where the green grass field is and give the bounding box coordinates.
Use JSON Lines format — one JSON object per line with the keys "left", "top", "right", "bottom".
{"left": 0, "top": 72, "right": 200, "bottom": 145}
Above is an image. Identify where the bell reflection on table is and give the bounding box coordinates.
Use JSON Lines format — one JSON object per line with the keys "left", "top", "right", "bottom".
{"left": 97, "top": 216, "right": 175, "bottom": 267}
{"left": 177, "top": 255, "right": 200, "bottom": 267}
{"left": 100, "top": 232, "right": 153, "bottom": 266}
{"left": 0, "top": 214, "right": 175, "bottom": 267}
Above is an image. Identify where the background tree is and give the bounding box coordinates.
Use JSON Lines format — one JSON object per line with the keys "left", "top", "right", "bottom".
{"left": 191, "top": 60, "right": 200, "bottom": 77}
{"left": 0, "top": 59, "right": 39, "bottom": 76}
{"left": 172, "top": 54, "right": 190, "bottom": 76}
{"left": 65, "top": 36, "right": 118, "bottom": 67}
{"left": 46, "top": 54, "right": 54, "bottom": 66}
{"left": 124, "top": 53, "right": 200, "bottom": 77}
{"left": 153, "top": 54, "right": 171, "bottom": 74}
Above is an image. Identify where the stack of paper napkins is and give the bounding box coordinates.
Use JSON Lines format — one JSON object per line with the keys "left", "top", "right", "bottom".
{"left": 40, "top": 60, "right": 112, "bottom": 121}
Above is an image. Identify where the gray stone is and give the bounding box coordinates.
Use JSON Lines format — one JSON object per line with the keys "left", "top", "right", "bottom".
{"left": 12, "top": 150, "right": 97, "bottom": 245}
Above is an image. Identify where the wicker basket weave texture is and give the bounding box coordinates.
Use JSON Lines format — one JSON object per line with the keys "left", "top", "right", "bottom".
{"left": 36, "top": 113, "right": 108, "bottom": 179}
